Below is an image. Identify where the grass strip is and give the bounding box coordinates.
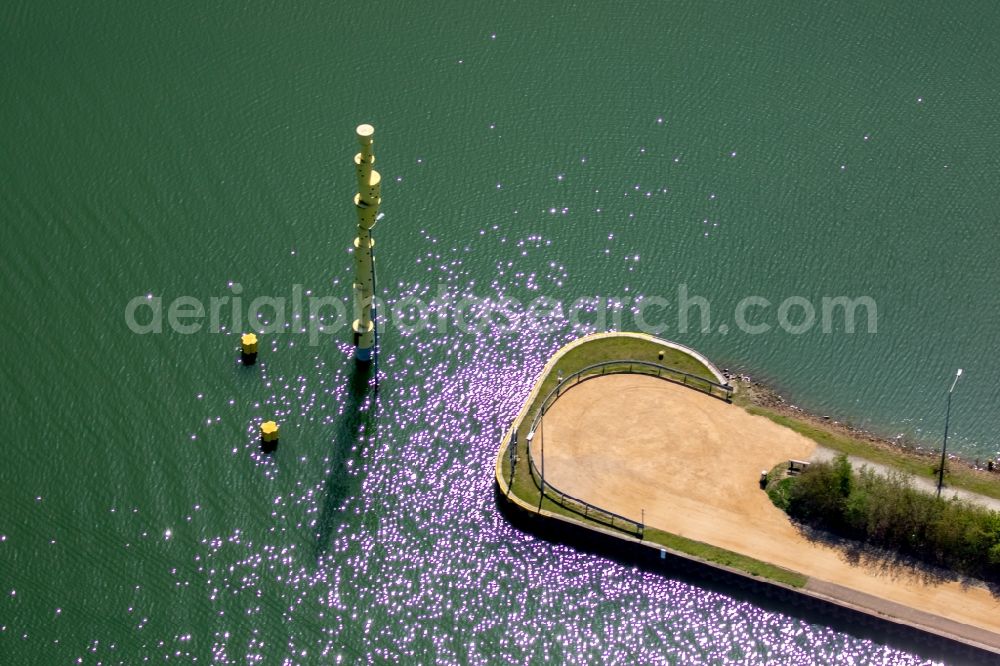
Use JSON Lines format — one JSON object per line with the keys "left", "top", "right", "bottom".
{"left": 643, "top": 527, "right": 808, "bottom": 588}
{"left": 742, "top": 403, "right": 1000, "bottom": 501}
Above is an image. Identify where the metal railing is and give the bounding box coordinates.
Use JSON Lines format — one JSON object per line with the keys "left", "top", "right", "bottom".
{"left": 525, "top": 435, "right": 644, "bottom": 537}
{"left": 509, "top": 359, "right": 734, "bottom": 538}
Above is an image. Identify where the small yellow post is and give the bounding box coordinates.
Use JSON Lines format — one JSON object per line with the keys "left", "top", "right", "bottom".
{"left": 260, "top": 421, "right": 279, "bottom": 443}
{"left": 241, "top": 333, "right": 258, "bottom": 355}
{"left": 240, "top": 332, "right": 259, "bottom": 365}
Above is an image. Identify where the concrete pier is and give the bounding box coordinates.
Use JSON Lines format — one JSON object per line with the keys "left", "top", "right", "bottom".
{"left": 495, "top": 332, "right": 1000, "bottom": 661}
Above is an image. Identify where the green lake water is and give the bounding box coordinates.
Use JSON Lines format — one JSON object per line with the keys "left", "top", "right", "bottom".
{"left": 2, "top": 1, "right": 999, "bottom": 663}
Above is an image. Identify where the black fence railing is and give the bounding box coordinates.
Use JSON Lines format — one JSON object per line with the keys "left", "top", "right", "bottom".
{"left": 506, "top": 431, "right": 517, "bottom": 496}
{"left": 509, "top": 359, "right": 733, "bottom": 538}
{"left": 525, "top": 436, "right": 644, "bottom": 537}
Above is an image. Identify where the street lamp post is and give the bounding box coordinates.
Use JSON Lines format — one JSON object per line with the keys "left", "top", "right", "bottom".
{"left": 937, "top": 368, "right": 963, "bottom": 498}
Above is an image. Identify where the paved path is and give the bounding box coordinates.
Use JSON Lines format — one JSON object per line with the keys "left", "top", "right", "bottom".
{"left": 809, "top": 447, "right": 1000, "bottom": 512}
{"left": 804, "top": 578, "right": 1000, "bottom": 654}
{"left": 534, "top": 373, "right": 1000, "bottom": 648}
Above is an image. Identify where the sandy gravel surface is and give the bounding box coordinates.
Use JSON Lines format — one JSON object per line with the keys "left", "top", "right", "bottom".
{"left": 532, "top": 374, "right": 1000, "bottom": 637}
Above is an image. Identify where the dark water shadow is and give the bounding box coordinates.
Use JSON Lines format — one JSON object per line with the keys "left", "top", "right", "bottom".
{"left": 313, "top": 362, "right": 376, "bottom": 559}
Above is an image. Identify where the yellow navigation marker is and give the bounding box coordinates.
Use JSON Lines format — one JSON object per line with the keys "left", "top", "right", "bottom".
{"left": 352, "top": 123, "right": 381, "bottom": 363}
{"left": 260, "top": 420, "right": 279, "bottom": 443}
{"left": 240, "top": 332, "right": 259, "bottom": 365}
{"left": 241, "top": 333, "right": 259, "bottom": 355}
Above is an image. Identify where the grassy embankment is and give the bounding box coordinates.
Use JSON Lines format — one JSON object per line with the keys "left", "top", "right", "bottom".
{"left": 737, "top": 396, "right": 1000, "bottom": 501}
{"left": 500, "top": 335, "right": 807, "bottom": 588}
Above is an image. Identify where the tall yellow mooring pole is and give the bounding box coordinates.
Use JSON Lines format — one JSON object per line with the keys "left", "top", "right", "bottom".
{"left": 352, "top": 123, "right": 380, "bottom": 363}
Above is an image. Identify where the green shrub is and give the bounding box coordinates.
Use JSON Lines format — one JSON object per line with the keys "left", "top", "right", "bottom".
{"left": 842, "top": 469, "right": 872, "bottom": 539}
{"left": 767, "top": 476, "right": 795, "bottom": 511}
{"left": 833, "top": 454, "right": 852, "bottom": 498}
{"left": 778, "top": 455, "right": 1000, "bottom": 582}
{"left": 787, "top": 456, "right": 852, "bottom": 531}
